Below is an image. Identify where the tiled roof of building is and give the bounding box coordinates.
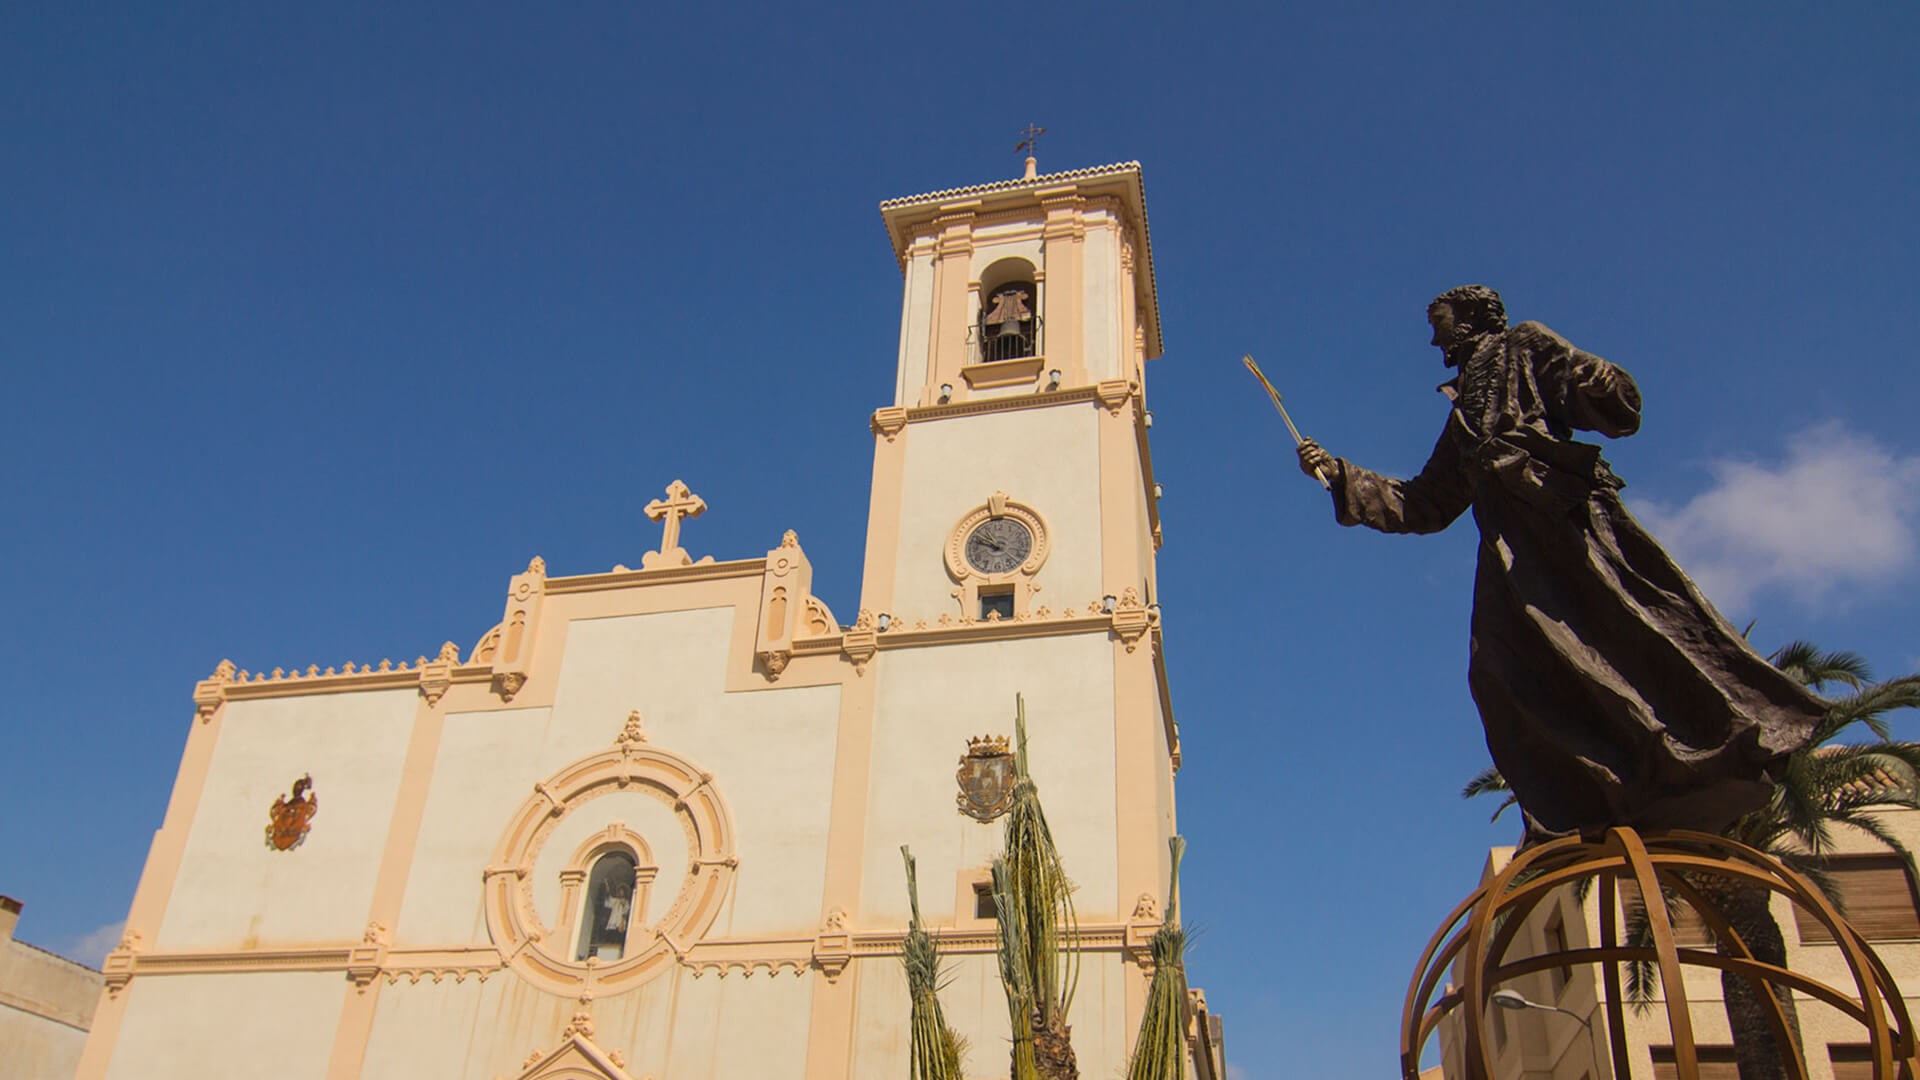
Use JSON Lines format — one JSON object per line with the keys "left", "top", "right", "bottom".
{"left": 877, "top": 160, "right": 1145, "bottom": 210}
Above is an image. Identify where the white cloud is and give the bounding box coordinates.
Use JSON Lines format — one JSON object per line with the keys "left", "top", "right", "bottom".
{"left": 64, "top": 920, "right": 124, "bottom": 969}
{"left": 1631, "top": 423, "right": 1920, "bottom": 612}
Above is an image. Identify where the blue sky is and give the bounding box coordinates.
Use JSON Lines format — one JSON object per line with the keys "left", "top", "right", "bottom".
{"left": 4, "top": 4, "right": 1917, "bottom": 1077}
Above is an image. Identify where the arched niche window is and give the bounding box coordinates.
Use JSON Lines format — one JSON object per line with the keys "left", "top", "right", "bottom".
{"left": 575, "top": 850, "right": 638, "bottom": 962}
{"left": 974, "top": 258, "right": 1041, "bottom": 363}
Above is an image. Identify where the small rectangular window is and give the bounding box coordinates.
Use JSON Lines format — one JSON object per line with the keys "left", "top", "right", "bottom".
{"left": 979, "top": 589, "right": 1015, "bottom": 621}
{"left": 1651, "top": 1046, "right": 1738, "bottom": 1080}
{"left": 1544, "top": 905, "right": 1571, "bottom": 998}
{"left": 974, "top": 883, "right": 998, "bottom": 920}
{"left": 1793, "top": 854, "right": 1920, "bottom": 943}
{"left": 1830, "top": 1044, "right": 1875, "bottom": 1080}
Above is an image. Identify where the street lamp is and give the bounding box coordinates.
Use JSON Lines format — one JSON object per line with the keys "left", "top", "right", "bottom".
{"left": 1491, "top": 989, "right": 1605, "bottom": 1071}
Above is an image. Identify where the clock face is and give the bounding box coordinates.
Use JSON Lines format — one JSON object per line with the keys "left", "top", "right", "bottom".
{"left": 965, "top": 518, "right": 1033, "bottom": 574}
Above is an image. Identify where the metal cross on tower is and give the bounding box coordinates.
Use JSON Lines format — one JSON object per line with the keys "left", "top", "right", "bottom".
{"left": 1015, "top": 123, "right": 1046, "bottom": 160}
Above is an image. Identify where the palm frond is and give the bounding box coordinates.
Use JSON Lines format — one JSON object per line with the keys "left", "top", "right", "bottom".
{"left": 1820, "top": 676, "right": 1920, "bottom": 742}
{"left": 1769, "top": 640, "right": 1872, "bottom": 691}
{"left": 1618, "top": 878, "right": 1692, "bottom": 1015}
{"left": 991, "top": 857, "right": 1039, "bottom": 1080}
{"left": 902, "top": 846, "right": 966, "bottom": 1080}
{"left": 1125, "top": 837, "right": 1189, "bottom": 1080}
{"left": 1460, "top": 766, "right": 1510, "bottom": 800}
{"left": 1460, "top": 764, "right": 1519, "bottom": 821}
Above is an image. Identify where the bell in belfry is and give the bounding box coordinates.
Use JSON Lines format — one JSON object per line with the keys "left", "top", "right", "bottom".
{"left": 984, "top": 284, "right": 1033, "bottom": 359}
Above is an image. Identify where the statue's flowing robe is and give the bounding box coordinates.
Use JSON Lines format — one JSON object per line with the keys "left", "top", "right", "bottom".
{"left": 1332, "top": 322, "right": 1821, "bottom": 836}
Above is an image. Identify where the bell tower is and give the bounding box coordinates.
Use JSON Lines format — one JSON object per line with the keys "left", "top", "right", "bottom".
{"left": 860, "top": 161, "right": 1166, "bottom": 626}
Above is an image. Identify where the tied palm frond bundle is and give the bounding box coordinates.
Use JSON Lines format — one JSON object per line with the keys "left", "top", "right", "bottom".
{"left": 1126, "top": 836, "right": 1190, "bottom": 1080}
{"left": 994, "top": 694, "right": 1081, "bottom": 1080}
{"left": 992, "top": 857, "right": 1040, "bottom": 1080}
{"left": 901, "top": 846, "right": 966, "bottom": 1080}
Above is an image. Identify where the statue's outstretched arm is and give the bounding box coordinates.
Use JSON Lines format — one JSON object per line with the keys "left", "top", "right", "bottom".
{"left": 1329, "top": 416, "right": 1474, "bottom": 535}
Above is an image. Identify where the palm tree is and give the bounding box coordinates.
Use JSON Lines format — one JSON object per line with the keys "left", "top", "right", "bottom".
{"left": 1465, "top": 642, "right": 1920, "bottom": 1080}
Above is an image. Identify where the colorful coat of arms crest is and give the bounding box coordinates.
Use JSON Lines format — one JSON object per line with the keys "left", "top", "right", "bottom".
{"left": 265, "top": 774, "right": 318, "bottom": 851}
{"left": 956, "top": 735, "right": 1015, "bottom": 822}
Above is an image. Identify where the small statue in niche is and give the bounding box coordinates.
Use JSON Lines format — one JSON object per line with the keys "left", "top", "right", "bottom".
{"left": 603, "top": 880, "right": 632, "bottom": 937}
{"left": 1292, "top": 285, "right": 1822, "bottom": 839}
{"left": 576, "top": 852, "right": 637, "bottom": 962}
{"left": 265, "top": 775, "right": 318, "bottom": 851}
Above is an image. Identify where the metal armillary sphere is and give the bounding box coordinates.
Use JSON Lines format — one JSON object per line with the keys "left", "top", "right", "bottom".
{"left": 1402, "top": 827, "right": 1920, "bottom": 1080}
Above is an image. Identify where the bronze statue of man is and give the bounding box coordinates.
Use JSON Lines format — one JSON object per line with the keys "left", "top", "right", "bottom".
{"left": 1296, "top": 285, "right": 1821, "bottom": 838}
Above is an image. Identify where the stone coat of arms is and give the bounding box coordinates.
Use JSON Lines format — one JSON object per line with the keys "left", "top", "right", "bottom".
{"left": 956, "top": 736, "right": 1015, "bottom": 822}
{"left": 266, "top": 774, "right": 318, "bottom": 851}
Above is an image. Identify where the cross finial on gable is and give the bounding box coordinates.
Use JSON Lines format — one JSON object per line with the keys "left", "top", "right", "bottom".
{"left": 641, "top": 480, "right": 709, "bottom": 569}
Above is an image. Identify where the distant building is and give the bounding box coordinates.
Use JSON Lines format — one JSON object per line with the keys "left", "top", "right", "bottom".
{"left": 1433, "top": 807, "right": 1920, "bottom": 1080}
{"left": 1, "top": 895, "right": 104, "bottom": 1080}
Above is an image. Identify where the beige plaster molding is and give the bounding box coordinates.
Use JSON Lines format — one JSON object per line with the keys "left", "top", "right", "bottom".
{"left": 888, "top": 384, "right": 1098, "bottom": 428}
{"left": 754, "top": 531, "right": 815, "bottom": 682}
{"left": 542, "top": 557, "right": 764, "bottom": 595}
{"left": 801, "top": 595, "right": 840, "bottom": 636}
{"left": 840, "top": 611, "right": 878, "bottom": 676}
{"left": 482, "top": 713, "right": 738, "bottom": 996}
{"left": 488, "top": 555, "right": 548, "bottom": 702}
{"left": 811, "top": 907, "right": 852, "bottom": 982}
{"left": 504, "top": 1007, "right": 636, "bottom": 1080}
{"left": 959, "top": 355, "right": 1048, "bottom": 391}
{"left": 192, "top": 660, "right": 235, "bottom": 722}
{"left": 1094, "top": 378, "right": 1138, "bottom": 416}
{"left": 871, "top": 406, "right": 909, "bottom": 442}
{"left": 94, "top": 917, "right": 1157, "bottom": 995}
{"left": 1110, "top": 587, "right": 1153, "bottom": 653}
{"left": 418, "top": 641, "right": 462, "bottom": 705}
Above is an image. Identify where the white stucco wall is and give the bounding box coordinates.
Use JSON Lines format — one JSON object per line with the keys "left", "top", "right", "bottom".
{"left": 101, "top": 973, "right": 343, "bottom": 1080}
{"left": 156, "top": 689, "right": 419, "bottom": 951}
{"left": 542, "top": 607, "right": 843, "bottom": 938}
{"left": 890, "top": 406, "right": 1104, "bottom": 622}
{"left": 860, "top": 633, "right": 1119, "bottom": 925}
{"left": 395, "top": 705, "right": 550, "bottom": 945}
{"left": 1, "top": 1003, "right": 88, "bottom": 1080}
{"left": 360, "top": 966, "right": 814, "bottom": 1080}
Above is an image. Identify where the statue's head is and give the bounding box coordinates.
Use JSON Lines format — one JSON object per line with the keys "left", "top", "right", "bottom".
{"left": 1427, "top": 284, "right": 1507, "bottom": 338}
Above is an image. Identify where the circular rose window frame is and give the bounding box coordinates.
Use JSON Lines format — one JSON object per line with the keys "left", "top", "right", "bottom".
{"left": 483, "top": 724, "right": 737, "bottom": 995}
{"left": 945, "top": 491, "right": 1050, "bottom": 619}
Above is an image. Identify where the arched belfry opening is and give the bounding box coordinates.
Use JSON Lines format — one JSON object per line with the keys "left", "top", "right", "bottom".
{"left": 975, "top": 257, "right": 1040, "bottom": 363}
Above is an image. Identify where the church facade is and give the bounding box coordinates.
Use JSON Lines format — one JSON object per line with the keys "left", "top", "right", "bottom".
{"left": 74, "top": 161, "right": 1221, "bottom": 1080}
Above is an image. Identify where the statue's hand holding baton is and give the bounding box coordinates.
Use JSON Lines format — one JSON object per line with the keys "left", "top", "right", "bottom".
{"left": 1243, "top": 355, "right": 1333, "bottom": 490}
